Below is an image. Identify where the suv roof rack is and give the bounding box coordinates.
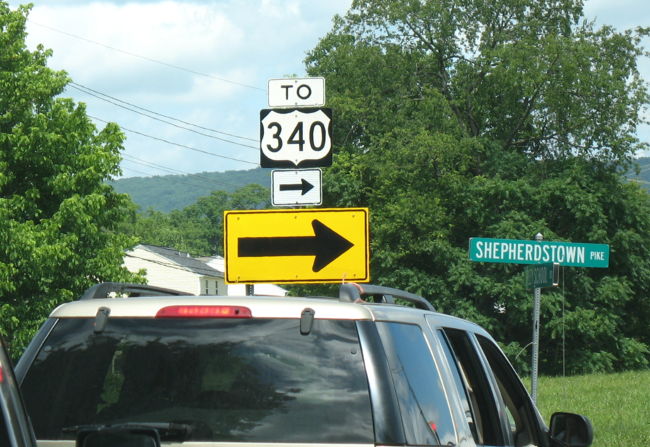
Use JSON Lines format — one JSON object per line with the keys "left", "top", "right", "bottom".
{"left": 339, "top": 283, "right": 435, "bottom": 312}
{"left": 79, "top": 282, "right": 190, "bottom": 300}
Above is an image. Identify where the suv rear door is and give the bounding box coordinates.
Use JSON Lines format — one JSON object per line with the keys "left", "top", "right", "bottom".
{"left": 430, "top": 319, "right": 545, "bottom": 447}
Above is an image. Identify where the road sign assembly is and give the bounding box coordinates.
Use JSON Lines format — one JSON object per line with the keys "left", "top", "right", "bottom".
{"left": 468, "top": 234, "right": 609, "bottom": 404}
{"left": 224, "top": 208, "right": 369, "bottom": 284}
{"left": 272, "top": 169, "right": 322, "bottom": 206}
{"left": 260, "top": 108, "right": 332, "bottom": 168}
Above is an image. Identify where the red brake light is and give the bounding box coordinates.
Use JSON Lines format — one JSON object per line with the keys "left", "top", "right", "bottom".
{"left": 155, "top": 305, "right": 252, "bottom": 318}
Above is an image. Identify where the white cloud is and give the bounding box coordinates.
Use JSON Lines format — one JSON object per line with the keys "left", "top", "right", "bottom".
{"left": 8, "top": 0, "right": 647, "bottom": 175}
{"left": 259, "top": 0, "right": 301, "bottom": 18}
{"left": 8, "top": 0, "right": 356, "bottom": 177}
{"left": 27, "top": 2, "right": 245, "bottom": 89}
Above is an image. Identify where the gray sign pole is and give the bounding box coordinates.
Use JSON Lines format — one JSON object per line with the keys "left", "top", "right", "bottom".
{"left": 531, "top": 233, "right": 542, "bottom": 403}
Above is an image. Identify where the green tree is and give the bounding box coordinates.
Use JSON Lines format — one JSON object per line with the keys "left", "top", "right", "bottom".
{"left": 0, "top": 2, "right": 140, "bottom": 353}
{"left": 305, "top": 0, "right": 649, "bottom": 373}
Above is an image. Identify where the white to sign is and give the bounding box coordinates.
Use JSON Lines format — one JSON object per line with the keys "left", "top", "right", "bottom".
{"left": 272, "top": 169, "right": 322, "bottom": 206}
{"left": 268, "top": 77, "right": 325, "bottom": 107}
{"left": 260, "top": 108, "right": 332, "bottom": 168}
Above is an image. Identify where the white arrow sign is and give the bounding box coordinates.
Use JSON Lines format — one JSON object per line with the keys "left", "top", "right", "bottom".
{"left": 260, "top": 108, "right": 332, "bottom": 168}
{"left": 272, "top": 169, "right": 322, "bottom": 206}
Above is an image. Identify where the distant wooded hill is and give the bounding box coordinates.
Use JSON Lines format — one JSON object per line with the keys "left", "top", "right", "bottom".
{"left": 109, "top": 168, "right": 271, "bottom": 213}
{"left": 630, "top": 157, "right": 650, "bottom": 189}
{"left": 110, "top": 158, "right": 650, "bottom": 213}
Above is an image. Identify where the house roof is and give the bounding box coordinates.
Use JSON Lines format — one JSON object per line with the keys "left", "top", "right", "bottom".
{"left": 137, "top": 244, "right": 223, "bottom": 278}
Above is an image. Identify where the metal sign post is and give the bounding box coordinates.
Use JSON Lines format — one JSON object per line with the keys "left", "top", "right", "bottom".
{"left": 531, "top": 234, "right": 542, "bottom": 403}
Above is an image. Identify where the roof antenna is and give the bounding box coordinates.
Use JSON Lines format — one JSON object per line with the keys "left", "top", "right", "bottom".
{"left": 300, "top": 308, "right": 315, "bottom": 335}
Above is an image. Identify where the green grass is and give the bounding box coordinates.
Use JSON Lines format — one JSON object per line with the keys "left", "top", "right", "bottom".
{"left": 534, "top": 370, "right": 650, "bottom": 447}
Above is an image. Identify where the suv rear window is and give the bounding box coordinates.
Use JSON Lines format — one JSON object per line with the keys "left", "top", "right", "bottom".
{"left": 21, "top": 317, "right": 373, "bottom": 443}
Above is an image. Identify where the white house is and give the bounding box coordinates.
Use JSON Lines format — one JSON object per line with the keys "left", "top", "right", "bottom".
{"left": 124, "top": 244, "right": 225, "bottom": 296}
{"left": 123, "top": 244, "right": 288, "bottom": 297}
{"left": 198, "top": 255, "right": 288, "bottom": 296}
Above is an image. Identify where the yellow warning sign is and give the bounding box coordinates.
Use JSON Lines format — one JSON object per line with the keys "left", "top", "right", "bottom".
{"left": 224, "top": 208, "right": 369, "bottom": 284}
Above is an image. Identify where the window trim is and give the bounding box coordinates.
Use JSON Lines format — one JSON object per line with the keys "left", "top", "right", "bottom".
{"left": 467, "top": 332, "right": 515, "bottom": 446}
{"left": 356, "top": 320, "right": 406, "bottom": 446}
{"left": 475, "top": 334, "right": 545, "bottom": 447}
{"left": 438, "top": 327, "right": 509, "bottom": 446}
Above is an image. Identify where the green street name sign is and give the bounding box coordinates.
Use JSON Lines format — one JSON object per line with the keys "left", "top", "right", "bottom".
{"left": 525, "top": 263, "right": 559, "bottom": 289}
{"left": 469, "top": 237, "right": 609, "bottom": 268}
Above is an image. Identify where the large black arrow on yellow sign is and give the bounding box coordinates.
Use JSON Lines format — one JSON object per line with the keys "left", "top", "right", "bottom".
{"left": 224, "top": 208, "right": 370, "bottom": 285}
{"left": 238, "top": 219, "right": 353, "bottom": 272}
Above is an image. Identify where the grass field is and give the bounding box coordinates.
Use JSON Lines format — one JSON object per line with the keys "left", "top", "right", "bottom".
{"left": 534, "top": 370, "right": 650, "bottom": 447}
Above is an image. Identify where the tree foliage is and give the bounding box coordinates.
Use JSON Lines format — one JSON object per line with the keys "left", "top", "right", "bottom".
{"left": 0, "top": 3, "right": 140, "bottom": 353}
{"left": 305, "top": 0, "right": 650, "bottom": 373}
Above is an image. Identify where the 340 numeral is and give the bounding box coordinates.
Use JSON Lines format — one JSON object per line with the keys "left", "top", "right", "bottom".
{"left": 265, "top": 121, "right": 327, "bottom": 153}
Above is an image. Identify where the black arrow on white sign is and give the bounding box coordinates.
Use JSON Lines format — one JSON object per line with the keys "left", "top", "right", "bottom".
{"left": 238, "top": 219, "right": 353, "bottom": 272}
{"left": 279, "top": 178, "right": 314, "bottom": 195}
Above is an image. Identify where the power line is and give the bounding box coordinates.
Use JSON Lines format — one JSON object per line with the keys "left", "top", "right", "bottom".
{"left": 120, "top": 154, "right": 244, "bottom": 191}
{"left": 120, "top": 165, "right": 156, "bottom": 178}
{"left": 29, "top": 20, "right": 265, "bottom": 92}
{"left": 89, "top": 115, "right": 259, "bottom": 166}
{"left": 120, "top": 159, "right": 232, "bottom": 193}
{"left": 122, "top": 154, "right": 196, "bottom": 176}
{"left": 69, "top": 82, "right": 259, "bottom": 148}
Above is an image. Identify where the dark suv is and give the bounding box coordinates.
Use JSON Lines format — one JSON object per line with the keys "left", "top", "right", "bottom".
{"left": 16, "top": 282, "right": 592, "bottom": 447}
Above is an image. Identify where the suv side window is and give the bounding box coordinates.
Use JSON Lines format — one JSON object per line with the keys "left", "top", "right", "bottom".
{"left": 438, "top": 328, "right": 505, "bottom": 446}
{"left": 375, "top": 322, "right": 456, "bottom": 446}
{"left": 476, "top": 335, "right": 540, "bottom": 447}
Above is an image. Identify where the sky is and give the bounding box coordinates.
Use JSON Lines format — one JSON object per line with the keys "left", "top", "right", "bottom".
{"left": 7, "top": 0, "right": 650, "bottom": 179}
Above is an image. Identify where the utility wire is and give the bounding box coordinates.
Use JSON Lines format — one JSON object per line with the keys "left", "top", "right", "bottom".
{"left": 69, "top": 82, "right": 259, "bottom": 147}
{"left": 30, "top": 20, "right": 265, "bottom": 92}
{"left": 120, "top": 165, "right": 156, "bottom": 178}
{"left": 120, "top": 159, "right": 236, "bottom": 196}
{"left": 121, "top": 154, "right": 245, "bottom": 191}
{"left": 122, "top": 154, "right": 200, "bottom": 177}
{"left": 89, "top": 115, "right": 259, "bottom": 166}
